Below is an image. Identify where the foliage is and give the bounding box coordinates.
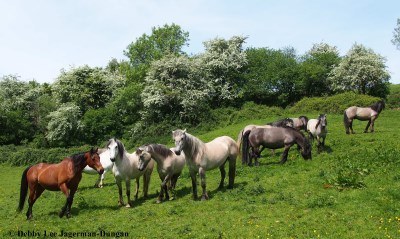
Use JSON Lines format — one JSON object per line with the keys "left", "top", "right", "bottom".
{"left": 45, "top": 103, "right": 83, "bottom": 147}
{"left": 52, "top": 65, "right": 125, "bottom": 113}
{"left": 124, "top": 23, "right": 189, "bottom": 67}
{"left": 242, "top": 47, "right": 300, "bottom": 107}
{"left": 298, "top": 42, "right": 341, "bottom": 97}
{"left": 387, "top": 84, "right": 400, "bottom": 108}
{"left": 329, "top": 43, "right": 390, "bottom": 98}
{"left": 392, "top": 18, "right": 400, "bottom": 50}
{"left": 288, "top": 92, "right": 381, "bottom": 114}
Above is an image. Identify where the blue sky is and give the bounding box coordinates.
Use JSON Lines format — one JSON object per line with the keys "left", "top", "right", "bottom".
{"left": 1, "top": 0, "right": 399, "bottom": 83}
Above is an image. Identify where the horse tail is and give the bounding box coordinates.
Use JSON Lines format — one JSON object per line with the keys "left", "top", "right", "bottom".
{"left": 343, "top": 110, "right": 350, "bottom": 133}
{"left": 237, "top": 129, "right": 244, "bottom": 153}
{"left": 17, "top": 166, "right": 32, "bottom": 212}
{"left": 241, "top": 130, "right": 251, "bottom": 165}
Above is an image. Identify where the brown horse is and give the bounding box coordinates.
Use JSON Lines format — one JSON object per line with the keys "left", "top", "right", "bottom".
{"left": 344, "top": 100, "right": 385, "bottom": 134}
{"left": 242, "top": 127, "right": 311, "bottom": 166}
{"left": 17, "top": 148, "right": 104, "bottom": 219}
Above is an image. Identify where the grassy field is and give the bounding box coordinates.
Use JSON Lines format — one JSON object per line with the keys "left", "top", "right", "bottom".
{"left": 1, "top": 110, "right": 400, "bottom": 238}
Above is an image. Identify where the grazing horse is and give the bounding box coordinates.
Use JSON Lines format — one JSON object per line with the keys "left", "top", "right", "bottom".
{"left": 18, "top": 148, "right": 103, "bottom": 219}
{"left": 110, "top": 138, "right": 154, "bottom": 207}
{"left": 238, "top": 118, "right": 294, "bottom": 165}
{"left": 344, "top": 100, "right": 385, "bottom": 134}
{"left": 290, "top": 116, "right": 309, "bottom": 131}
{"left": 242, "top": 127, "right": 312, "bottom": 165}
{"left": 83, "top": 143, "right": 116, "bottom": 188}
{"left": 172, "top": 129, "right": 238, "bottom": 200}
{"left": 307, "top": 114, "right": 328, "bottom": 152}
{"left": 136, "top": 144, "right": 186, "bottom": 203}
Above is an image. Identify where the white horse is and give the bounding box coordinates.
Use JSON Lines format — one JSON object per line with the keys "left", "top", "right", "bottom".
{"left": 109, "top": 138, "right": 154, "bottom": 207}
{"left": 307, "top": 114, "right": 328, "bottom": 152}
{"left": 172, "top": 129, "right": 238, "bottom": 200}
{"left": 83, "top": 141, "right": 116, "bottom": 188}
{"left": 136, "top": 144, "right": 186, "bottom": 203}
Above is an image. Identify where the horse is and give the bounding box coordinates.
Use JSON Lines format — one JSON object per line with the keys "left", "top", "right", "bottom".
{"left": 242, "top": 127, "right": 312, "bottom": 166}
{"left": 344, "top": 100, "right": 385, "bottom": 134}
{"left": 136, "top": 144, "right": 186, "bottom": 203}
{"left": 83, "top": 145, "right": 115, "bottom": 188}
{"left": 237, "top": 118, "right": 294, "bottom": 165}
{"left": 109, "top": 138, "right": 154, "bottom": 207}
{"left": 172, "top": 129, "right": 238, "bottom": 200}
{"left": 307, "top": 114, "right": 328, "bottom": 152}
{"left": 290, "top": 115, "right": 309, "bottom": 131}
{"left": 17, "top": 148, "right": 103, "bottom": 219}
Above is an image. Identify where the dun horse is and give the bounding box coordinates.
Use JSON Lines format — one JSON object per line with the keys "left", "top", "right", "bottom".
{"left": 242, "top": 127, "right": 312, "bottom": 166}
{"left": 307, "top": 114, "right": 328, "bottom": 152}
{"left": 136, "top": 144, "right": 185, "bottom": 203}
{"left": 344, "top": 100, "right": 385, "bottom": 134}
{"left": 290, "top": 116, "right": 309, "bottom": 131}
{"left": 18, "top": 148, "right": 103, "bottom": 219}
{"left": 172, "top": 129, "right": 238, "bottom": 200}
{"left": 109, "top": 138, "right": 154, "bottom": 207}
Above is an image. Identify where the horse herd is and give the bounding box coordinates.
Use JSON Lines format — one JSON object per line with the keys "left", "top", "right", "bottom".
{"left": 17, "top": 101, "right": 385, "bottom": 219}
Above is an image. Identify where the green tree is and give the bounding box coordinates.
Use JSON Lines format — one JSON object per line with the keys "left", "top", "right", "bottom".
{"left": 124, "top": 23, "right": 189, "bottom": 67}
{"left": 242, "top": 47, "right": 300, "bottom": 107}
{"left": 52, "top": 65, "right": 125, "bottom": 113}
{"left": 329, "top": 43, "right": 390, "bottom": 98}
{"left": 392, "top": 18, "right": 400, "bottom": 50}
{"left": 298, "top": 42, "right": 341, "bottom": 97}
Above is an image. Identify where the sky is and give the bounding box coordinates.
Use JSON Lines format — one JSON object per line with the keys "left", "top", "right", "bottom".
{"left": 1, "top": 0, "right": 399, "bottom": 84}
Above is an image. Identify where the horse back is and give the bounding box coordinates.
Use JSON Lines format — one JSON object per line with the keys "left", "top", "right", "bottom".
{"left": 29, "top": 160, "right": 74, "bottom": 191}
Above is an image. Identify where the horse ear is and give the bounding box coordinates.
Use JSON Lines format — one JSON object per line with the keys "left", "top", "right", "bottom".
{"left": 183, "top": 128, "right": 187, "bottom": 134}
{"left": 136, "top": 148, "right": 142, "bottom": 155}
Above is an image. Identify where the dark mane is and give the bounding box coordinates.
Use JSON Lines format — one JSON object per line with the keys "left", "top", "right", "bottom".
{"left": 370, "top": 100, "right": 385, "bottom": 113}
{"left": 267, "top": 118, "right": 294, "bottom": 127}
{"left": 107, "top": 138, "right": 125, "bottom": 158}
{"left": 148, "top": 144, "right": 173, "bottom": 158}
{"left": 70, "top": 152, "right": 87, "bottom": 174}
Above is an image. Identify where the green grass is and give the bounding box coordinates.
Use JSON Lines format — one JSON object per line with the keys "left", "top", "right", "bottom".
{"left": 1, "top": 111, "right": 400, "bottom": 238}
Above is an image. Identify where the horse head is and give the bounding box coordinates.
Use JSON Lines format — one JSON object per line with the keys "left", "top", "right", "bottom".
{"left": 299, "top": 116, "right": 309, "bottom": 130}
{"left": 136, "top": 146, "right": 152, "bottom": 171}
{"left": 86, "top": 148, "right": 104, "bottom": 174}
{"left": 318, "top": 114, "right": 327, "bottom": 129}
{"left": 172, "top": 129, "right": 187, "bottom": 155}
{"left": 300, "top": 137, "right": 312, "bottom": 160}
{"left": 107, "top": 138, "right": 124, "bottom": 162}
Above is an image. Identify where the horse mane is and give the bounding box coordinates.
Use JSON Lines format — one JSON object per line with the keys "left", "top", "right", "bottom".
{"left": 267, "top": 118, "right": 294, "bottom": 127}
{"left": 184, "top": 133, "right": 205, "bottom": 160}
{"left": 70, "top": 152, "right": 88, "bottom": 174}
{"left": 370, "top": 100, "right": 385, "bottom": 113}
{"left": 147, "top": 144, "right": 173, "bottom": 158}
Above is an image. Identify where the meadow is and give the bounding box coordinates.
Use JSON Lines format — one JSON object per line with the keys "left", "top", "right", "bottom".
{"left": 1, "top": 110, "right": 399, "bottom": 238}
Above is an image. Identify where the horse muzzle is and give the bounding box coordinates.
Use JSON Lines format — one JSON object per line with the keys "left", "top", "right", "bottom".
{"left": 98, "top": 168, "right": 105, "bottom": 175}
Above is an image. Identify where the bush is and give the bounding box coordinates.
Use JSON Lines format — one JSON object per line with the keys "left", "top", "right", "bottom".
{"left": 387, "top": 84, "right": 400, "bottom": 109}
{"left": 288, "top": 92, "right": 381, "bottom": 114}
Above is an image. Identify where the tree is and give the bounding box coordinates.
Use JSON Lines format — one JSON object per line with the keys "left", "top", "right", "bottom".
{"left": 52, "top": 65, "right": 125, "bottom": 113}
{"left": 329, "top": 43, "right": 390, "bottom": 98}
{"left": 298, "top": 42, "right": 341, "bottom": 97}
{"left": 124, "top": 23, "right": 189, "bottom": 67}
{"left": 199, "top": 36, "right": 248, "bottom": 107}
{"left": 392, "top": 18, "right": 400, "bottom": 50}
{"left": 45, "top": 103, "right": 83, "bottom": 147}
{"left": 241, "top": 47, "right": 300, "bottom": 107}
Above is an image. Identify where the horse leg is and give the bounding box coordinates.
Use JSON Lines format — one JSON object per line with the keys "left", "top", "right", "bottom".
{"left": 116, "top": 178, "right": 125, "bottom": 206}
{"left": 94, "top": 174, "right": 101, "bottom": 188}
{"left": 218, "top": 162, "right": 226, "bottom": 189}
{"left": 228, "top": 155, "right": 236, "bottom": 189}
{"left": 157, "top": 174, "right": 171, "bottom": 203}
{"left": 370, "top": 116, "right": 377, "bottom": 133}
{"left": 364, "top": 120, "right": 371, "bottom": 133}
{"left": 279, "top": 145, "right": 291, "bottom": 164}
{"left": 170, "top": 173, "right": 180, "bottom": 200}
{"left": 143, "top": 170, "right": 151, "bottom": 198}
{"left": 65, "top": 185, "right": 78, "bottom": 218}
{"left": 26, "top": 183, "right": 44, "bottom": 220}
{"left": 125, "top": 179, "right": 133, "bottom": 208}
{"left": 99, "top": 171, "right": 105, "bottom": 188}
{"left": 199, "top": 167, "right": 208, "bottom": 200}
{"left": 134, "top": 177, "right": 139, "bottom": 200}
{"left": 58, "top": 183, "right": 70, "bottom": 218}
{"left": 189, "top": 169, "right": 198, "bottom": 200}
{"left": 349, "top": 120, "right": 355, "bottom": 134}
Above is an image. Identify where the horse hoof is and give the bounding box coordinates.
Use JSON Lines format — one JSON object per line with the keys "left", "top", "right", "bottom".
{"left": 169, "top": 196, "right": 175, "bottom": 201}
{"left": 118, "top": 201, "right": 125, "bottom": 207}
{"left": 227, "top": 185, "right": 234, "bottom": 189}
{"left": 156, "top": 200, "right": 162, "bottom": 204}
{"left": 201, "top": 195, "right": 209, "bottom": 201}
{"left": 125, "top": 204, "right": 132, "bottom": 208}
